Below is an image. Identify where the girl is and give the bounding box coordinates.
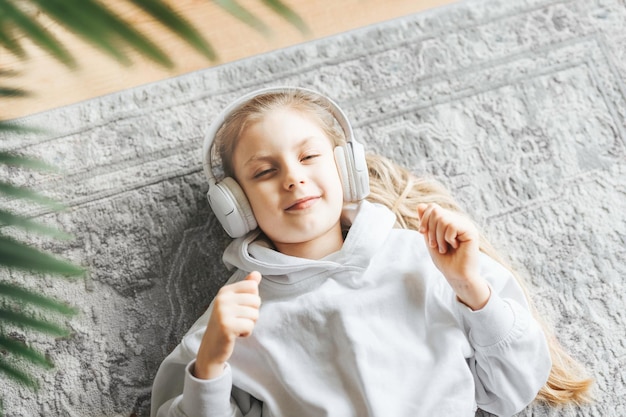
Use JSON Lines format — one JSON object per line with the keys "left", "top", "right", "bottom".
{"left": 151, "top": 87, "right": 591, "bottom": 417}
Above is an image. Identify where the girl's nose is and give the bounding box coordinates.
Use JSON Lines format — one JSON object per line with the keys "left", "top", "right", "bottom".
{"left": 283, "top": 164, "right": 305, "bottom": 190}
{"left": 286, "top": 180, "right": 305, "bottom": 190}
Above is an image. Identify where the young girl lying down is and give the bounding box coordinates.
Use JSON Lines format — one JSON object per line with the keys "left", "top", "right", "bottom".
{"left": 151, "top": 87, "right": 592, "bottom": 417}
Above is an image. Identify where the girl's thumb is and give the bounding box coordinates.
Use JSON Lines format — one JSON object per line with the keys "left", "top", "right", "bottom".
{"left": 416, "top": 203, "right": 427, "bottom": 218}
{"left": 246, "top": 271, "right": 262, "bottom": 284}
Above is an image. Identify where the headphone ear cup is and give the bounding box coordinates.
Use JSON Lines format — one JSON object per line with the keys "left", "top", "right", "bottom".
{"left": 334, "top": 143, "right": 370, "bottom": 202}
{"left": 334, "top": 146, "right": 354, "bottom": 201}
{"left": 206, "top": 177, "right": 257, "bottom": 238}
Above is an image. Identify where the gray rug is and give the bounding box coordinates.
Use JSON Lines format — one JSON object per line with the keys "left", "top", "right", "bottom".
{"left": 1, "top": 0, "right": 625, "bottom": 415}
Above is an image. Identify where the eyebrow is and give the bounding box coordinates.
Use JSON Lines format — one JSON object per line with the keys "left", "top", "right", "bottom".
{"left": 244, "top": 154, "right": 273, "bottom": 167}
{"left": 243, "top": 136, "right": 319, "bottom": 167}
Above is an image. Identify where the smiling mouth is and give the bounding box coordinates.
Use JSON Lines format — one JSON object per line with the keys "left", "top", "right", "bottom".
{"left": 285, "top": 196, "right": 320, "bottom": 211}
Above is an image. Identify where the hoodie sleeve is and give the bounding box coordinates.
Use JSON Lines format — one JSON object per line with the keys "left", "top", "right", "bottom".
{"left": 151, "top": 271, "right": 262, "bottom": 417}
{"left": 458, "top": 254, "right": 551, "bottom": 417}
{"left": 153, "top": 361, "right": 261, "bottom": 417}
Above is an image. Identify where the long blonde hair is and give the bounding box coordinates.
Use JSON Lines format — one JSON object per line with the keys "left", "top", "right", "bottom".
{"left": 366, "top": 153, "right": 593, "bottom": 405}
{"left": 214, "top": 88, "right": 593, "bottom": 405}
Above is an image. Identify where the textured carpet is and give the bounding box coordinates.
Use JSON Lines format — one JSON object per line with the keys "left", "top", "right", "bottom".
{"left": 1, "top": 0, "right": 625, "bottom": 415}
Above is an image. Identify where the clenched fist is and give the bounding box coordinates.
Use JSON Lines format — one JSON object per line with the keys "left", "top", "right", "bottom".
{"left": 194, "top": 271, "right": 262, "bottom": 379}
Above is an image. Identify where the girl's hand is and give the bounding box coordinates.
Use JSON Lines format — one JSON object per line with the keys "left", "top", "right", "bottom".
{"left": 416, "top": 203, "right": 490, "bottom": 310}
{"left": 195, "top": 271, "right": 262, "bottom": 379}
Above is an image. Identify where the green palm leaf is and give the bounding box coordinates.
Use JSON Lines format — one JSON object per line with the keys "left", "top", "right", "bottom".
{"left": 129, "top": 0, "right": 217, "bottom": 60}
{"left": 0, "top": 282, "right": 77, "bottom": 315}
{"left": 0, "top": 87, "right": 29, "bottom": 98}
{"left": 0, "top": 69, "right": 26, "bottom": 101}
{"left": 0, "top": 83, "right": 82, "bottom": 403}
{"left": 0, "top": 279, "right": 77, "bottom": 392}
{"left": 0, "top": 209, "right": 71, "bottom": 239}
{"left": 0, "top": 308, "right": 69, "bottom": 337}
{"left": 0, "top": 181, "right": 63, "bottom": 210}
{"left": 261, "top": 0, "right": 310, "bottom": 35}
{"left": 213, "top": 0, "right": 272, "bottom": 35}
{"left": 0, "top": 0, "right": 306, "bottom": 69}
{"left": 0, "top": 22, "right": 26, "bottom": 58}
{"left": 0, "top": 151, "right": 56, "bottom": 171}
{"left": 0, "top": 235, "right": 84, "bottom": 276}
{"left": 0, "top": 335, "right": 53, "bottom": 369}
{"left": 0, "top": 123, "right": 37, "bottom": 133}
{"left": 0, "top": 167, "right": 78, "bottom": 400}
{"left": 0, "top": 151, "right": 62, "bottom": 209}
{"left": 0, "top": 0, "right": 76, "bottom": 67}
{"left": 0, "top": 357, "right": 38, "bottom": 389}
{"left": 30, "top": 0, "right": 152, "bottom": 66}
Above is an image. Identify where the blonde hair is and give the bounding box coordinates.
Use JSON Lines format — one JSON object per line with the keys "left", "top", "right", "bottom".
{"left": 366, "top": 153, "right": 593, "bottom": 406}
{"left": 214, "top": 88, "right": 593, "bottom": 406}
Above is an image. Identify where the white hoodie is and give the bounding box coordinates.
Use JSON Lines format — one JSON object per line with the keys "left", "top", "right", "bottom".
{"left": 151, "top": 201, "right": 551, "bottom": 417}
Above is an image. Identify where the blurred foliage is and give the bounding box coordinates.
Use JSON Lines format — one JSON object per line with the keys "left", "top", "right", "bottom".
{"left": 0, "top": 0, "right": 307, "bottom": 412}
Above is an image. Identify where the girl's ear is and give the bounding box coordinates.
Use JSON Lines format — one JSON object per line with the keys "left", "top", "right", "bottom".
{"left": 207, "top": 177, "right": 257, "bottom": 238}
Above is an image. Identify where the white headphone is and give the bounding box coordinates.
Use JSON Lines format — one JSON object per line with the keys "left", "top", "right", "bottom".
{"left": 202, "top": 86, "right": 370, "bottom": 238}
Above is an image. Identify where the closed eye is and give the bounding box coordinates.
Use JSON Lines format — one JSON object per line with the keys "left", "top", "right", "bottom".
{"left": 253, "top": 168, "right": 275, "bottom": 179}
{"left": 301, "top": 154, "right": 320, "bottom": 162}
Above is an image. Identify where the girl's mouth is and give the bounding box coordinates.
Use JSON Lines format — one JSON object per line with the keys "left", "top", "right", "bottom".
{"left": 286, "top": 196, "right": 319, "bottom": 211}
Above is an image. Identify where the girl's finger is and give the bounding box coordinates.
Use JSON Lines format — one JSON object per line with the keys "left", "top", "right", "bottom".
{"left": 427, "top": 206, "right": 440, "bottom": 248}
{"left": 245, "top": 271, "right": 262, "bottom": 284}
{"left": 444, "top": 224, "right": 459, "bottom": 249}
{"left": 233, "top": 293, "right": 262, "bottom": 308}
{"left": 232, "top": 279, "right": 261, "bottom": 294}
{"left": 417, "top": 203, "right": 427, "bottom": 231}
{"left": 232, "top": 317, "right": 257, "bottom": 338}
{"left": 436, "top": 219, "right": 448, "bottom": 254}
{"left": 418, "top": 203, "right": 434, "bottom": 233}
{"left": 227, "top": 307, "right": 260, "bottom": 338}
{"left": 235, "top": 305, "right": 260, "bottom": 322}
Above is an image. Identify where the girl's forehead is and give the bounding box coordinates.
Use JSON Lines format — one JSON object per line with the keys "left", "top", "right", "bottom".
{"left": 258, "top": 106, "right": 322, "bottom": 125}
{"left": 241, "top": 108, "right": 327, "bottom": 140}
{"left": 234, "top": 111, "right": 332, "bottom": 158}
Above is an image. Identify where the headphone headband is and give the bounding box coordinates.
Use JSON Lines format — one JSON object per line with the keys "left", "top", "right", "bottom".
{"left": 202, "top": 86, "right": 357, "bottom": 184}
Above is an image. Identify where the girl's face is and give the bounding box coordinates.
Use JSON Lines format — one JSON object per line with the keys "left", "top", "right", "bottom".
{"left": 232, "top": 107, "right": 345, "bottom": 259}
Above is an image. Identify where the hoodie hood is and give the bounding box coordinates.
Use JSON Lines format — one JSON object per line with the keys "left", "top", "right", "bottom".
{"left": 222, "top": 200, "right": 396, "bottom": 285}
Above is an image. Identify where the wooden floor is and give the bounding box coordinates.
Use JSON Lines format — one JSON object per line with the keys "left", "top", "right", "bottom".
{"left": 0, "top": 0, "right": 457, "bottom": 121}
